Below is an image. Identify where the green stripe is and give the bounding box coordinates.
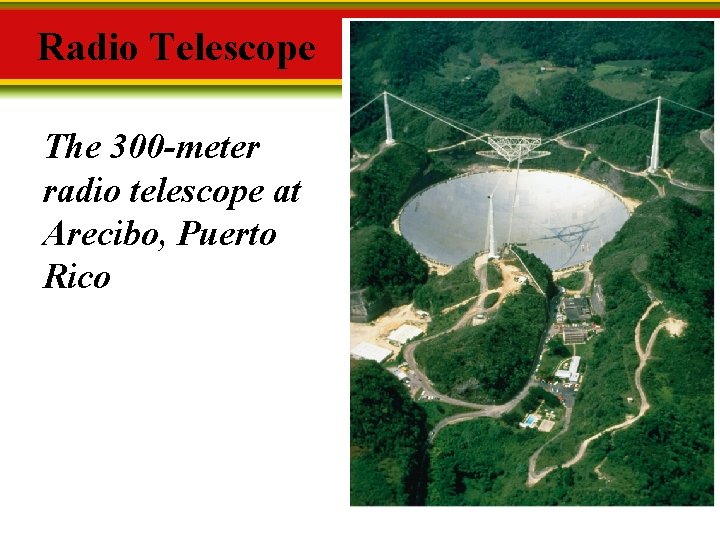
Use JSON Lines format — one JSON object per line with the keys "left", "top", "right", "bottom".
{"left": 0, "top": 84, "right": 341, "bottom": 97}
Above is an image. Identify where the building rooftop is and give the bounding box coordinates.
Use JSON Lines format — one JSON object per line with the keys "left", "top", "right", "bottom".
{"left": 387, "top": 324, "right": 423, "bottom": 345}
{"left": 351, "top": 342, "right": 392, "bottom": 362}
{"left": 563, "top": 296, "right": 591, "bottom": 321}
{"left": 556, "top": 355, "right": 581, "bottom": 380}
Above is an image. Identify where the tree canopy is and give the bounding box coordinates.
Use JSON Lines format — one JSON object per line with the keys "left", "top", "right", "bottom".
{"left": 350, "top": 225, "right": 428, "bottom": 307}
{"left": 351, "top": 361, "right": 428, "bottom": 505}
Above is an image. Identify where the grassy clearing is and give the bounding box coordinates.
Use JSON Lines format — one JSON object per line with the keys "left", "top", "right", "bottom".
{"left": 487, "top": 64, "right": 573, "bottom": 105}
{"left": 487, "top": 261, "right": 503, "bottom": 289}
{"left": 424, "top": 305, "right": 467, "bottom": 337}
{"left": 557, "top": 271, "right": 585, "bottom": 291}
{"left": 590, "top": 77, "right": 648, "bottom": 102}
{"left": 484, "top": 292, "right": 501, "bottom": 309}
{"left": 602, "top": 60, "right": 650, "bottom": 69}
{"left": 667, "top": 131, "right": 714, "bottom": 186}
{"left": 589, "top": 62, "right": 694, "bottom": 102}
{"left": 487, "top": 68, "right": 538, "bottom": 103}
{"left": 638, "top": 303, "right": 667, "bottom": 351}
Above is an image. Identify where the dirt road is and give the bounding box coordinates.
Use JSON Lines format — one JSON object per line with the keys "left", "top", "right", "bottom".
{"left": 402, "top": 253, "right": 540, "bottom": 439}
{"left": 526, "top": 298, "right": 686, "bottom": 486}
{"left": 556, "top": 137, "right": 663, "bottom": 200}
{"left": 665, "top": 168, "right": 714, "bottom": 193}
{"left": 526, "top": 407, "right": 573, "bottom": 486}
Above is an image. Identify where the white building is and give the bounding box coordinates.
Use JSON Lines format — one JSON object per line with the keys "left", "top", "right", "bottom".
{"left": 387, "top": 324, "right": 423, "bottom": 346}
{"left": 389, "top": 367, "right": 409, "bottom": 381}
{"left": 555, "top": 355, "right": 581, "bottom": 381}
{"left": 351, "top": 342, "right": 392, "bottom": 362}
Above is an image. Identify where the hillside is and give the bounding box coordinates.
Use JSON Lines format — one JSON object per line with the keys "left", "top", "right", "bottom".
{"left": 350, "top": 21, "right": 713, "bottom": 506}
{"left": 350, "top": 361, "right": 428, "bottom": 505}
{"left": 350, "top": 225, "right": 428, "bottom": 309}
{"left": 425, "top": 197, "right": 713, "bottom": 505}
{"left": 351, "top": 22, "right": 713, "bottom": 190}
{"left": 415, "top": 284, "right": 547, "bottom": 403}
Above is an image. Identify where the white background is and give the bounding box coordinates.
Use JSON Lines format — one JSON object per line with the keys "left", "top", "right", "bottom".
{"left": 0, "top": 20, "right": 716, "bottom": 540}
{"left": 0, "top": 96, "right": 349, "bottom": 538}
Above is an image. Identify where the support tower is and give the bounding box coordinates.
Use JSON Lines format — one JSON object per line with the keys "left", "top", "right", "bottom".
{"left": 486, "top": 195, "right": 497, "bottom": 259}
{"left": 383, "top": 91, "right": 395, "bottom": 145}
{"left": 649, "top": 96, "right": 661, "bottom": 173}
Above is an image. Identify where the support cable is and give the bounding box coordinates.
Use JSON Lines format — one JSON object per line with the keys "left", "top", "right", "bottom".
{"left": 386, "top": 92, "right": 487, "bottom": 140}
{"left": 349, "top": 93, "right": 383, "bottom": 118}
{"left": 543, "top": 97, "right": 658, "bottom": 146}
{"left": 662, "top": 97, "right": 714, "bottom": 119}
{"left": 388, "top": 92, "right": 487, "bottom": 136}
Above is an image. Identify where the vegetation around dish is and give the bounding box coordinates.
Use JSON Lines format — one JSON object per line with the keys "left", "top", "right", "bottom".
{"left": 556, "top": 271, "right": 584, "bottom": 291}
{"left": 484, "top": 292, "right": 500, "bottom": 309}
{"left": 486, "top": 261, "right": 503, "bottom": 289}
{"left": 351, "top": 143, "right": 453, "bottom": 228}
{"left": 350, "top": 360, "right": 427, "bottom": 505}
{"left": 350, "top": 225, "right": 427, "bottom": 308}
{"left": 413, "top": 257, "right": 478, "bottom": 315}
{"left": 512, "top": 246, "right": 558, "bottom": 298}
{"left": 425, "top": 198, "right": 712, "bottom": 505}
{"left": 415, "top": 285, "right": 547, "bottom": 403}
{"left": 350, "top": 21, "right": 713, "bottom": 506}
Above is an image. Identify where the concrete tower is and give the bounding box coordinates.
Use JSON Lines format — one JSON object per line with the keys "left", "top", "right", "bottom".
{"left": 649, "top": 96, "right": 661, "bottom": 173}
{"left": 486, "top": 195, "right": 497, "bottom": 259}
{"left": 383, "top": 91, "right": 395, "bottom": 145}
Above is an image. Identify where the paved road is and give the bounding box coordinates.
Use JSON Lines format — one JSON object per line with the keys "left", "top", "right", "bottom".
{"left": 349, "top": 142, "right": 390, "bottom": 173}
{"left": 428, "top": 381, "right": 538, "bottom": 442}
{"left": 403, "top": 254, "right": 491, "bottom": 410}
{"left": 579, "top": 262, "right": 593, "bottom": 296}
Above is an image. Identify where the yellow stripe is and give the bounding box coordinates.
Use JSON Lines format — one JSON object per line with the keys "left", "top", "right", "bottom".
{"left": 0, "top": 78, "right": 342, "bottom": 85}
{"left": 0, "top": 0, "right": 716, "bottom": 3}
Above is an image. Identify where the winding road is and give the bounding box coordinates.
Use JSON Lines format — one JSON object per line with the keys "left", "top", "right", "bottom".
{"left": 404, "top": 251, "right": 547, "bottom": 440}
{"left": 556, "top": 135, "right": 714, "bottom": 196}
{"left": 527, "top": 297, "right": 686, "bottom": 486}
{"left": 556, "top": 137, "right": 665, "bottom": 198}
{"left": 665, "top": 169, "right": 714, "bottom": 193}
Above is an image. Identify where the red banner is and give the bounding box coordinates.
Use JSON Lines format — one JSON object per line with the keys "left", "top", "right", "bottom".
{"left": 0, "top": 9, "right": 341, "bottom": 80}
{"left": 0, "top": 7, "right": 716, "bottom": 82}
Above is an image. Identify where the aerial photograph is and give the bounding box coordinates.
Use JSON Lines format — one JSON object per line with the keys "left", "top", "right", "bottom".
{"left": 349, "top": 21, "right": 713, "bottom": 506}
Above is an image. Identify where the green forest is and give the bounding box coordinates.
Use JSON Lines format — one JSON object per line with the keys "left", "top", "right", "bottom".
{"left": 512, "top": 246, "right": 558, "bottom": 298}
{"left": 352, "top": 198, "right": 713, "bottom": 506}
{"left": 351, "top": 21, "right": 713, "bottom": 186}
{"left": 413, "top": 257, "right": 478, "bottom": 315}
{"left": 350, "top": 21, "right": 713, "bottom": 506}
{"left": 350, "top": 225, "right": 427, "bottom": 308}
{"left": 415, "top": 285, "right": 547, "bottom": 403}
{"left": 350, "top": 361, "right": 427, "bottom": 505}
